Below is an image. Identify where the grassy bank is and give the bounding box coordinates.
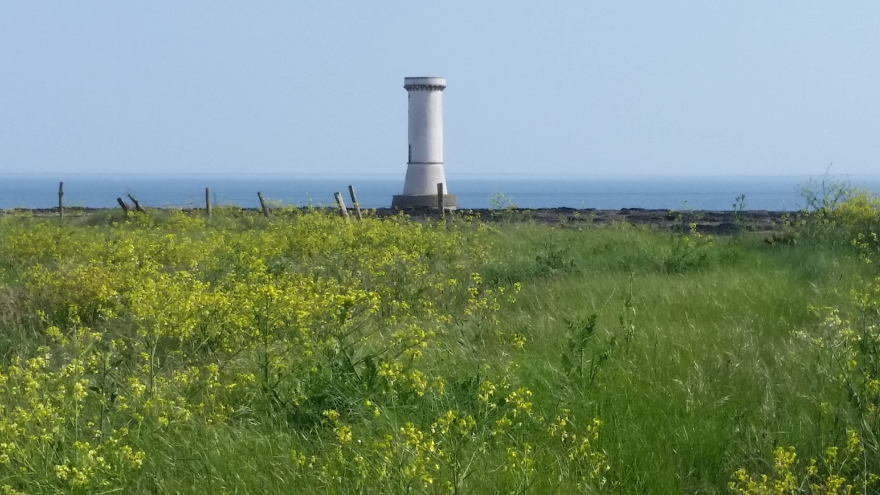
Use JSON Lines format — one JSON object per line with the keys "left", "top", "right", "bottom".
{"left": 0, "top": 203, "right": 877, "bottom": 494}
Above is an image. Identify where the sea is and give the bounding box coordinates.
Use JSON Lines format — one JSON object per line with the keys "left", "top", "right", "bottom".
{"left": 1, "top": 174, "right": 879, "bottom": 212}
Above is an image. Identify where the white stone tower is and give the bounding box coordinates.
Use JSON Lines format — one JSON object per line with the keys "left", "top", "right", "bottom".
{"left": 392, "top": 76, "right": 457, "bottom": 209}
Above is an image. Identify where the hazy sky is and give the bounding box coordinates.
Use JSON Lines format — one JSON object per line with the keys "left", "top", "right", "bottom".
{"left": 1, "top": 2, "right": 878, "bottom": 179}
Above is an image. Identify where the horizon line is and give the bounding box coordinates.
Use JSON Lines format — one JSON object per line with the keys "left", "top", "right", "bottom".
{"left": 1, "top": 172, "right": 878, "bottom": 181}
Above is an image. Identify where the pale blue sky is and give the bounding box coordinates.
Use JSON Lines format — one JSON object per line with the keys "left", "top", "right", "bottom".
{"left": 1, "top": 2, "right": 878, "bottom": 179}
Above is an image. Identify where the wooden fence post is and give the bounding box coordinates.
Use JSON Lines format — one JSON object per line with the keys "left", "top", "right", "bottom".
{"left": 257, "top": 192, "right": 272, "bottom": 219}
{"left": 116, "top": 198, "right": 130, "bottom": 217}
{"left": 127, "top": 194, "right": 146, "bottom": 213}
{"left": 437, "top": 183, "right": 445, "bottom": 220}
{"left": 334, "top": 192, "right": 349, "bottom": 221}
{"left": 205, "top": 187, "right": 212, "bottom": 218}
{"left": 348, "top": 185, "right": 362, "bottom": 221}
{"left": 58, "top": 182, "right": 64, "bottom": 219}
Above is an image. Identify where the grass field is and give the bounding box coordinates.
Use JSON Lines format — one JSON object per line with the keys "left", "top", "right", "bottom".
{"left": 0, "top": 199, "right": 877, "bottom": 494}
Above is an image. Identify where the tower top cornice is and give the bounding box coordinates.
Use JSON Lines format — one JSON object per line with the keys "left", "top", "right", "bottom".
{"left": 404, "top": 77, "right": 446, "bottom": 91}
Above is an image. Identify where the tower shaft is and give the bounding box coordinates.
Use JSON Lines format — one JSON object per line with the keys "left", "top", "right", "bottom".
{"left": 393, "top": 77, "right": 457, "bottom": 209}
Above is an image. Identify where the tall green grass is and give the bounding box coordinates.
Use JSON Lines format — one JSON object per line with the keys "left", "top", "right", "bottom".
{"left": 0, "top": 205, "right": 877, "bottom": 493}
{"left": 484, "top": 223, "right": 871, "bottom": 493}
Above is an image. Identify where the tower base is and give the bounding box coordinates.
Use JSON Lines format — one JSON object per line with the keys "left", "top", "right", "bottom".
{"left": 392, "top": 194, "right": 458, "bottom": 210}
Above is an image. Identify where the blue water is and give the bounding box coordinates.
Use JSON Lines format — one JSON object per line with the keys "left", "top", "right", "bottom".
{"left": 1, "top": 174, "right": 878, "bottom": 211}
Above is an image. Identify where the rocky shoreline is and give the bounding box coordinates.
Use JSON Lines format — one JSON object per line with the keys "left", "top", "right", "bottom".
{"left": 467, "top": 207, "right": 792, "bottom": 234}
{"left": 6, "top": 206, "right": 795, "bottom": 234}
{"left": 419, "top": 207, "right": 790, "bottom": 234}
